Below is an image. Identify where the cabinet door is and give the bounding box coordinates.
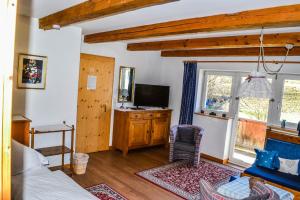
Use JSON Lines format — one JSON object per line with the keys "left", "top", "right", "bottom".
{"left": 151, "top": 117, "right": 169, "bottom": 145}
{"left": 128, "top": 120, "right": 151, "bottom": 148}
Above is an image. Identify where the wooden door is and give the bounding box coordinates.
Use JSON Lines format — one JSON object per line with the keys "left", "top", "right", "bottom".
{"left": 151, "top": 118, "right": 168, "bottom": 145}
{"left": 128, "top": 120, "right": 151, "bottom": 148}
{"left": 0, "top": 0, "right": 17, "bottom": 199}
{"left": 76, "top": 54, "right": 115, "bottom": 153}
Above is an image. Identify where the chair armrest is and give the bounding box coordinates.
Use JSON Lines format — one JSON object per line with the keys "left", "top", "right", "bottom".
{"left": 194, "top": 129, "right": 204, "bottom": 147}
{"left": 170, "top": 125, "right": 178, "bottom": 144}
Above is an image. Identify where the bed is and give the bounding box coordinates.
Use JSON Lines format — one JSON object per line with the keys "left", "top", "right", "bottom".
{"left": 11, "top": 139, "right": 98, "bottom": 200}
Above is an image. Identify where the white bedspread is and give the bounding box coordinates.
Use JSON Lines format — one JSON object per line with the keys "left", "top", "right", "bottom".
{"left": 12, "top": 168, "right": 98, "bottom": 200}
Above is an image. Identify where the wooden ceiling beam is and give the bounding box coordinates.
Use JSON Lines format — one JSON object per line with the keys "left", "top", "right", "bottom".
{"left": 161, "top": 47, "right": 300, "bottom": 57}
{"left": 127, "top": 32, "right": 300, "bottom": 51}
{"left": 39, "top": 0, "right": 178, "bottom": 30}
{"left": 85, "top": 4, "right": 300, "bottom": 43}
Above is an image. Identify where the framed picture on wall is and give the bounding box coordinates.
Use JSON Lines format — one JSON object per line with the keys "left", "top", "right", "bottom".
{"left": 18, "top": 54, "right": 48, "bottom": 89}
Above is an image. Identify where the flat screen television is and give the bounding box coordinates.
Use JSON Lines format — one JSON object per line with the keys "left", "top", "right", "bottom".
{"left": 134, "top": 84, "right": 170, "bottom": 108}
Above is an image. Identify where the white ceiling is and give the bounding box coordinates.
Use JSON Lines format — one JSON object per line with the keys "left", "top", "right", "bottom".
{"left": 18, "top": 0, "right": 300, "bottom": 43}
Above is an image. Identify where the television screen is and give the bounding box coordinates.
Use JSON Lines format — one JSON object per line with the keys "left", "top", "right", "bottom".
{"left": 134, "top": 84, "right": 170, "bottom": 108}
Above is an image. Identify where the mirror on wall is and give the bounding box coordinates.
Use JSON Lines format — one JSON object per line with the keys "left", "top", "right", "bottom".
{"left": 118, "top": 66, "right": 135, "bottom": 103}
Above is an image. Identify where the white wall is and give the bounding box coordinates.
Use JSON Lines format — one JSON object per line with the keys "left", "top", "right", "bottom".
{"left": 160, "top": 56, "right": 300, "bottom": 160}
{"left": 81, "top": 42, "right": 163, "bottom": 144}
{"left": 13, "top": 15, "right": 82, "bottom": 166}
{"left": 194, "top": 116, "right": 233, "bottom": 159}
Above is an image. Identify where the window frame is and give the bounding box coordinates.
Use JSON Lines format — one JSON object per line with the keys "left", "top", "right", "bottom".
{"left": 199, "top": 70, "right": 299, "bottom": 128}
{"left": 200, "top": 71, "right": 236, "bottom": 115}
{"left": 272, "top": 75, "right": 300, "bottom": 128}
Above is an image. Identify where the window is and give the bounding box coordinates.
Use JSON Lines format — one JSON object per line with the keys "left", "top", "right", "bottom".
{"left": 280, "top": 79, "right": 300, "bottom": 124}
{"left": 202, "top": 73, "right": 233, "bottom": 113}
{"left": 200, "top": 71, "right": 300, "bottom": 127}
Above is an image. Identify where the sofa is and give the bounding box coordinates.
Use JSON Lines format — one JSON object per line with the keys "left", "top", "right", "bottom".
{"left": 244, "top": 138, "right": 300, "bottom": 192}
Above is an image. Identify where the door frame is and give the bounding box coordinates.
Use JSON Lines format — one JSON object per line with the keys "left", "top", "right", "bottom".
{"left": 228, "top": 73, "right": 275, "bottom": 167}
{"left": 0, "top": 0, "right": 17, "bottom": 199}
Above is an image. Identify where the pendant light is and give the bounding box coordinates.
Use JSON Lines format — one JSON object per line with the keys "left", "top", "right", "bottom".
{"left": 238, "top": 28, "right": 293, "bottom": 99}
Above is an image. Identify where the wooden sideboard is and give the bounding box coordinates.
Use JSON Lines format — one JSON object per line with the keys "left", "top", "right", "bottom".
{"left": 113, "top": 109, "right": 172, "bottom": 155}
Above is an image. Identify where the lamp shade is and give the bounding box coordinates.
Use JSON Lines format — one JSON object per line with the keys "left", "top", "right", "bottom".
{"left": 238, "top": 71, "right": 273, "bottom": 99}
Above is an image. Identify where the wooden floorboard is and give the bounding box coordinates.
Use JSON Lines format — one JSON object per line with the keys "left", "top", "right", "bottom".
{"left": 72, "top": 147, "right": 182, "bottom": 200}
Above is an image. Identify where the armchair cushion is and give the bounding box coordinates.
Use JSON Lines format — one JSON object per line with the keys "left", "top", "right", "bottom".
{"left": 174, "top": 142, "right": 195, "bottom": 153}
{"left": 200, "top": 179, "right": 278, "bottom": 200}
{"left": 176, "top": 127, "right": 195, "bottom": 144}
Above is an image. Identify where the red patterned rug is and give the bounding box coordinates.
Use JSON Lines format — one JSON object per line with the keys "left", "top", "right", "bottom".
{"left": 136, "top": 159, "right": 241, "bottom": 200}
{"left": 86, "top": 183, "right": 127, "bottom": 200}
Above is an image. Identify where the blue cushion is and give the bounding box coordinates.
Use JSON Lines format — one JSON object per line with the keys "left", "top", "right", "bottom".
{"left": 265, "top": 138, "right": 300, "bottom": 160}
{"left": 245, "top": 166, "right": 300, "bottom": 191}
{"left": 265, "top": 138, "right": 300, "bottom": 175}
{"left": 229, "top": 175, "right": 240, "bottom": 182}
{"left": 254, "top": 149, "right": 278, "bottom": 170}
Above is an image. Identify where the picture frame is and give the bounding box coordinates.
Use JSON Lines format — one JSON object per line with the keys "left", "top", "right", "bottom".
{"left": 17, "top": 54, "right": 48, "bottom": 89}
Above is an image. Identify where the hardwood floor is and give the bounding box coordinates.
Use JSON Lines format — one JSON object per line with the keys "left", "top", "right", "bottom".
{"left": 72, "top": 147, "right": 182, "bottom": 200}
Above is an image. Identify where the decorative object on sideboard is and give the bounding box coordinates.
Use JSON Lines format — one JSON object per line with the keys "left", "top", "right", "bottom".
{"left": 222, "top": 113, "right": 227, "bottom": 118}
{"left": 120, "top": 89, "right": 129, "bottom": 109}
{"left": 18, "top": 54, "right": 48, "bottom": 89}
{"left": 118, "top": 66, "right": 135, "bottom": 103}
{"left": 209, "top": 112, "right": 216, "bottom": 116}
{"left": 200, "top": 110, "right": 204, "bottom": 114}
{"left": 281, "top": 120, "right": 286, "bottom": 128}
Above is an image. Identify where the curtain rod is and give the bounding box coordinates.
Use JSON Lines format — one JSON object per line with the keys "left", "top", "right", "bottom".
{"left": 183, "top": 60, "right": 300, "bottom": 64}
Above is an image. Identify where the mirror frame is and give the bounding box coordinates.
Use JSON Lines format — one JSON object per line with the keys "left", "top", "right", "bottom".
{"left": 118, "top": 66, "right": 135, "bottom": 103}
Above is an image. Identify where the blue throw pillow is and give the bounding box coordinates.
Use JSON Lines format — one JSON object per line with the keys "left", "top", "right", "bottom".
{"left": 254, "top": 149, "right": 278, "bottom": 170}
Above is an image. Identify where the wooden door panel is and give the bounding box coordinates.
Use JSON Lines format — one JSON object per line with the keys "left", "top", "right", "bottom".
{"left": 152, "top": 118, "right": 168, "bottom": 145}
{"left": 128, "top": 120, "right": 150, "bottom": 148}
{"left": 76, "top": 54, "right": 115, "bottom": 153}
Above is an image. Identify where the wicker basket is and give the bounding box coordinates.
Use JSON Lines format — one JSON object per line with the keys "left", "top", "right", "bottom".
{"left": 73, "top": 153, "right": 89, "bottom": 175}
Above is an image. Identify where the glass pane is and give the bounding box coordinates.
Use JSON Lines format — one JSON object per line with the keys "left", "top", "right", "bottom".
{"left": 239, "top": 77, "right": 271, "bottom": 122}
{"left": 233, "top": 77, "right": 270, "bottom": 164}
{"left": 204, "top": 75, "right": 232, "bottom": 112}
{"left": 281, "top": 79, "right": 300, "bottom": 124}
{"left": 239, "top": 97, "right": 270, "bottom": 122}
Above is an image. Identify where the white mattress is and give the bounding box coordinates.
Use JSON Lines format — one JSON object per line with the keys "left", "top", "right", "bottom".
{"left": 12, "top": 167, "right": 98, "bottom": 200}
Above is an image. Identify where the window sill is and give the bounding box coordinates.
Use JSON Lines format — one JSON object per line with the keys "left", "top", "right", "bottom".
{"left": 267, "top": 125, "right": 299, "bottom": 135}
{"left": 194, "top": 112, "right": 232, "bottom": 121}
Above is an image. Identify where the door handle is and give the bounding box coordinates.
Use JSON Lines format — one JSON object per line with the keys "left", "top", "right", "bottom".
{"left": 103, "top": 104, "right": 107, "bottom": 112}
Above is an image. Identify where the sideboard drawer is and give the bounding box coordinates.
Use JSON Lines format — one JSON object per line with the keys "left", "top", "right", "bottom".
{"left": 154, "top": 112, "right": 169, "bottom": 118}
{"left": 129, "top": 113, "right": 143, "bottom": 119}
{"left": 143, "top": 113, "right": 154, "bottom": 119}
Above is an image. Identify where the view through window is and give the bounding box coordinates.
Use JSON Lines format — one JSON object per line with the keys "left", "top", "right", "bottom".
{"left": 204, "top": 74, "right": 232, "bottom": 112}
{"left": 280, "top": 79, "right": 300, "bottom": 124}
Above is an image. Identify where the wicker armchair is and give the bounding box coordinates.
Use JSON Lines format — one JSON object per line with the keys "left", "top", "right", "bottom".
{"left": 169, "top": 125, "right": 204, "bottom": 167}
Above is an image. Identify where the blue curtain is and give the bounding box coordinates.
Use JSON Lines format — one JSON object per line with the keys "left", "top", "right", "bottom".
{"left": 179, "top": 62, "right": 197, "bottom": 125}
